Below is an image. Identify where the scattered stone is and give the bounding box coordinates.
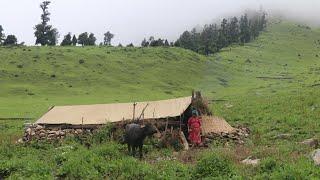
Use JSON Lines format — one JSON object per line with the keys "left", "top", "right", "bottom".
{"left": 301, "top": 138, "right": 318, "bottom": 148}
{"left": 241, "top": 156, "right": 260, "bottom": 166}
{"left": 311, "top": 149, "right": 320, "bottom": 166}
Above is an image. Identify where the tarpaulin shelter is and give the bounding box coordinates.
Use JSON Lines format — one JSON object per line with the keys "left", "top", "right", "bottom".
{"left": 36, "top": 96, "right": 192, "bottom": 127}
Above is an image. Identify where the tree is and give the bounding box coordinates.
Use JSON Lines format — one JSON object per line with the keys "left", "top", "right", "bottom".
{"left": 103, "top": 31, "right": 114, "bottom": 46}
{"left": 0, "top": 25, "right": 4, "bottom": 45}
{"left": 141, "top": 38, "right": 149, "bottom": 47}
{"left": 72, "top": 35, "right": 77, "bottom": 46}
{"left": 88, "top": 33, "right": 96, "bottom": 46}
{"left": 127, "top": 43, "right": 134, "bottom": 47}
{"left": 34, "top": 1, "right": 58, "bottom": 46}
{"left": 78, "top": 32, "right": 88, "bottom": 46}
{"left": 60, "top": 33, "right": 72, "bottom": 46}
{"left": 164, "top": 39, "right": 169, "bottom": 46}
{"left": 259, "top": 12, "right": 267, "bottom": 31}
{"left": 3, "top": 35, "right": 17, "bottom": 45}
{"left": 200, "top": 24, "right": 218, "bottom": 55}
{"left": 239, "top": 14, "right": 251, "bottom": 43}
{"left": 229, "top": 17, "right": 240, "bottom": 43}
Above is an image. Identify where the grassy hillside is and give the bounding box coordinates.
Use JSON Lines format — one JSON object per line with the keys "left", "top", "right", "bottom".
{"left": 1, "top": 20, "right": 320, "bottom": 178}
{"left": 0, "top": 46, "right": 230, "bottom": 118}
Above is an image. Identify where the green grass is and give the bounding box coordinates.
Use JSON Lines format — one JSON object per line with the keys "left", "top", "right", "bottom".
{"left": 1, "top": 19, "right": 320, "bottom": 178}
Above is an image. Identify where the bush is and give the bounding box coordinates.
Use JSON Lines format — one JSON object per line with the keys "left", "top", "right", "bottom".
{"left": 90, "top": 124, "right": 115, "bottom": 144}
{"left": 259, "top": 158, "right": 278, "bottom": 173}
{"left": 193, "top": 153, "right": 237, "bottom": 179}
{"left": 79, "top": 59, "right": 85, "bottom": 64}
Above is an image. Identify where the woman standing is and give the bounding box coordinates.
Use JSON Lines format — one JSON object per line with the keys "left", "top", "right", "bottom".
{"left": 187, "top": 110, "right": 202, "bottom": 146}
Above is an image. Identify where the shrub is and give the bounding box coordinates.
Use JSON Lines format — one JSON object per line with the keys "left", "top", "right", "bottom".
{"left": 79, "top": 59, "right": 85, "bottom": 64}
{"left": 259, "top": 158, "right": 278, "bottom": 173}
{"left": 90, "top": 124, "right": 115, "bottom": 144}
{"left": 193, "top": 153, "right": 237, "bottom": 179}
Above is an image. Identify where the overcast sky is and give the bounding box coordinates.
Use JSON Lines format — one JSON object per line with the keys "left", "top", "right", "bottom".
{"left": 0, "top": 0, "right": 319, "bottom": 45}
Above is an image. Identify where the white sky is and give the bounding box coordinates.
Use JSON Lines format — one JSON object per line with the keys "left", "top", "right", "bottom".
{"left": 0, "top": 0, "right": 319, "bottom": 45}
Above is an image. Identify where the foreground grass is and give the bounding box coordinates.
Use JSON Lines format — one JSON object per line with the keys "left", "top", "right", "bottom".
{"left": 1, "top": 20, "right": 320, "bottom": 178}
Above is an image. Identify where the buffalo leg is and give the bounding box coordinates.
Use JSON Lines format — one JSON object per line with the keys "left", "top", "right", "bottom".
{"left": 132, "top": 146, "right": 136, "bottom": 157}
{"left": 139, "top": 144, "right": 143, "bottom": 159}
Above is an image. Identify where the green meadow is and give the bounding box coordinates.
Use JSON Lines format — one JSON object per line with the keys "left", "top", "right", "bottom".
{"left": 1, "top": 20, "right": 320, "bottom": 178}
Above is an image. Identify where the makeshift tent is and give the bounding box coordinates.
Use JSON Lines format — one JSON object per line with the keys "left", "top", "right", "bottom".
{"left": 36, "top": 96, "right": 192, "bottom": 125}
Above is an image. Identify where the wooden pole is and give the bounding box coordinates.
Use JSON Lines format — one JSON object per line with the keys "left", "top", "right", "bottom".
{"left": 132, "top": 102, "right": 137, "bottom": 121}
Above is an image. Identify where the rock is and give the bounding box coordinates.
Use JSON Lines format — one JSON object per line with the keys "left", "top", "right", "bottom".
{"left": 31, "top": 131, "right": 36, "bottom": 136}
{"left": 39, "top": 132, "right": 46, "bottom": 137}
{"left": 35, "top": 125, "right": 43, "bottom": 130}
{"left": 76, "top": 129, "right": 83, "bottom": 134}
{"left": 26, "top": 128, "right": 32, "bottom": 134}
{"left": 39, "top": 129, "right": 46, "bottom": 133}
{"left": 311, "top": 149, "right": 320, "bottom": 166}
{"left": 241, "top": 157, "right": 260, "bottom": 166}
{"left": 17, "top": 138, "right": 24, "bottom": 144}
{"left": 301, "top": 138, "right": 318, "bottom": 148}
{"left": 48, "top": 130, "right": 57, "bottom": 134}
{"left": 48, "top": 134, "right": 56, "bottom": 138}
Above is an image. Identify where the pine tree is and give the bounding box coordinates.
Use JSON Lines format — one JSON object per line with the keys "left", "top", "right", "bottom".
{"left": 164, "top": 39, "right": 169, "bottom": 46}
{"left": 240, "top": 14, "right": 250, "bottom": 43}
{"left": 60, "top": 33, "right": 72, "bottom": 46}
{"left": 72, "top": 35, "right": 77, "bottom": 46}
{"left": 34, "top": 1, "right": 58, "bottom": 46}
{"left": 229, "top": 17, "right": 240, "bottom": 43}
{"left": 0, "top": 25, "right": 4, "bottom": 45}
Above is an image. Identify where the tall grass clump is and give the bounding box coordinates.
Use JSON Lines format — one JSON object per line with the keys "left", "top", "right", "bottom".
{"left": 193, "top": 153, "right": 238, "bottom": 179}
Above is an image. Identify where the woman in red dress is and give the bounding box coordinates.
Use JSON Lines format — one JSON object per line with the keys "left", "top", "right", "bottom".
{"left": 188, "top": 110, "right": 202, "bottom": 146}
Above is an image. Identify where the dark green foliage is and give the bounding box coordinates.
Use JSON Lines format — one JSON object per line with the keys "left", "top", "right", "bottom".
{"left": 60, "top": 33, "right": 72, "bottom": 46}
{"left": 0, "top": 25, "right": 4, "bottom": 45}
{"left": 88, "top": 33, "right": 96, "bottom": 46}
{"left": 239, "top": 14, "right": 251, "bottom": 43}
{"left": 141, "top": 36, "right": 169, "bottom": 47}
{"left": 78, "top": 59, "right": 85, "bottom": 64}
{"left": 78, "top": 32, "right": 88, "bottom": 46}
{"left": 127, "top": 43, "right": 134, "bottom": 47}
{"left": 71, "top": 35, "right": 77, "bottom": 46}
{"left": 141, "top": 38, "right": 149, "bottom": 47}
{"left": 78, "top": 32, "right": 96, "bottom": 46}
{"left": 34, "top": 1, "right": 59, "bottom": 46}
{"left": 90, "top": 124, "right": 114, "bottom": 144}
{"left": 193, "top": 153, "right": 237, "bottom": 179}
{"left": 103, "top": 31, "right": 114, "bottom": 46}
{"left": 176, "top": 10, "right": 267, "bottom": 55}
{"left": 3, "top": 35, "right": 17, "bottom": 46}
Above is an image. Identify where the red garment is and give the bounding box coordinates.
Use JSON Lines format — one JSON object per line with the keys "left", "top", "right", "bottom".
{"left": 188, "top": 116, "right": 202, "bottom": 145}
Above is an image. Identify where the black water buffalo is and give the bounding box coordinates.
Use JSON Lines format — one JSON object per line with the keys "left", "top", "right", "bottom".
{"left": 124, "top": 123, "right": 157, "bottom": 158}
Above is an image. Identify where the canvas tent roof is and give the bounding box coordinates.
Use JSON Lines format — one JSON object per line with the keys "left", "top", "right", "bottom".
{"left": 36, "top": 96, "right": 192, "bottom": 125}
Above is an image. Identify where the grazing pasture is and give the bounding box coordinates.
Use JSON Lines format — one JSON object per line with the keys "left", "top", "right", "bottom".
{"left": 1, "top": 21, "right": 320, "bottom": 178}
